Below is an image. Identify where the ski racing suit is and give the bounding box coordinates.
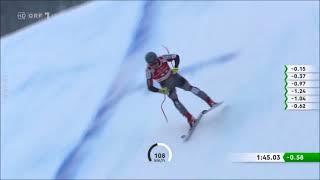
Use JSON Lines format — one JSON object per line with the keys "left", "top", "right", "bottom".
{"left": 145, "top": 54, "right": 215, "bottom": 126}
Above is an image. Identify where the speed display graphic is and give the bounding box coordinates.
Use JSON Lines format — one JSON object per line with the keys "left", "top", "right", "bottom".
{"left": 148, "top": 143, "right": 172, "bottom": 163}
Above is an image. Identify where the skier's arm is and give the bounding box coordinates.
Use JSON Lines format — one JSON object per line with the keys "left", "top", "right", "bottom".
{"left": 146, "top": 68, "right": 159, "bottom": 93}
{"left": 162, "top": 54, "right": 180, "bottom": 68}
{"left": 147, "top": 78, "right": 160, "bottom": 92}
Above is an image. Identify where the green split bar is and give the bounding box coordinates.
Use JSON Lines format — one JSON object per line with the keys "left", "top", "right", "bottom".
{"left": 283, "top": 152, "right": 320, "bottom": 162}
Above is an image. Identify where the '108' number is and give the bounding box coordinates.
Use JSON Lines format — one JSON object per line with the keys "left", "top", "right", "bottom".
{"left": 154, "top": 153, "right": 165, "bottom": 159}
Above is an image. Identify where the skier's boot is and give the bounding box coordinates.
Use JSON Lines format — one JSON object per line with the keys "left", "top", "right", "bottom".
{"left": 205, "top": 97, "right": 216, "bottom": 108}
{"left": 183, "top": 112, "right": 196, "bottom": 128}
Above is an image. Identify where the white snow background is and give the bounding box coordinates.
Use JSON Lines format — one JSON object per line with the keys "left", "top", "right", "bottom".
{"left": 1, "top": 1, "right": 319, "bottom": 179}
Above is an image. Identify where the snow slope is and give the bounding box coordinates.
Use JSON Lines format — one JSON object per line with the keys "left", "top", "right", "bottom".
{"left": 1, "top": 1, "right": 319, "bottom": 179}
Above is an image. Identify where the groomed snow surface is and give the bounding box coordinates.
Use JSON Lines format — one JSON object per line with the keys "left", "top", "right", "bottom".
{"left": 1, "top": 1, "right": 319, "bottom": 179}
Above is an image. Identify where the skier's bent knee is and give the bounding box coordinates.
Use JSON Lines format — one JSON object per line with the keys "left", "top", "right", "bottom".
{"left": 190, "top": 86, "right": 200, "bottom": 94}
{"left": 172, "top": 98, "right": 179, "bottom": 104}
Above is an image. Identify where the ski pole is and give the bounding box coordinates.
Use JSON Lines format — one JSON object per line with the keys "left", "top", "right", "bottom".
{"left": 160, "top": 45, "right": 171, "bottom": 123}
{"left": 162, "top": 45, "right": 174, "bottom": 67}
{"left": 162, "top": 45, "right": 170, "bottom": 54}
{"left": 161, "top": 94, "right": 168, "bottom": 123}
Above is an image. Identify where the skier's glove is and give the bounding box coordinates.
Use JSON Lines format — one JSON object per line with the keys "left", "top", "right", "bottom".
{"left": 159, "top": 87, "right": 169, "bottom": 95}
{"left": 172, "top": 67, "right": 179, "bottom": 74}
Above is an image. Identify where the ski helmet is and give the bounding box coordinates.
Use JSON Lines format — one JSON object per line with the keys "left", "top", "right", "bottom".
{"left": 145, "top": 51, "right": 158, "bottom": 64}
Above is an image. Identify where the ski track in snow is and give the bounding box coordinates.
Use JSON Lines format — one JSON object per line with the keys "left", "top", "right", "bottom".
{"left": 54, "top": 1, "right": 156, "bottom": 178}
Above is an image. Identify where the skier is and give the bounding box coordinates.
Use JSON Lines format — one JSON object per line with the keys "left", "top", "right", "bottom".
{"left": 145, "top": 51, "right": 216, "bottom": 128}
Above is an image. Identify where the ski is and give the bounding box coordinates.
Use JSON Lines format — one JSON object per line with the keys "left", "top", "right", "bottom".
{"left": 181, "top": 102, "right": 223, "bottom": 142}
